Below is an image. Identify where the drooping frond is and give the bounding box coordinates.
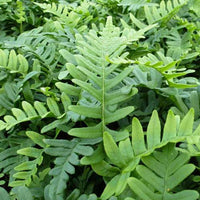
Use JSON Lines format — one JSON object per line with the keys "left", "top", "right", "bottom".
{"left": 35, "top": 2, "right": 82, "bottom": 29}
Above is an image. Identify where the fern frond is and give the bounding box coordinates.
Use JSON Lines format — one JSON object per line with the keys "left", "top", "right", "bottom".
{"left": 9, "top": 131, "right": 46, "bottom": 187}
{"left": 144, "top": 0, "right": 187, "bottom": 26}
{"left": 11, "top": 186, "right": 34, "bottom": 200}
{"left": 43, "top": 138, "right": 94, "bottom": 200}
{"left": 0, "top": 82, "right": 21, "bottom": 111}
{"left": 0, "top": 146, "right": 26, "bottom": 179}
{"left": 0, "top": 49, "right": 29, "bottom": 75}
{"left": 177, "top": 135, "right": 200, "bottom": 156}
{"left": 0, "top": 135, "right": 34, "bottom": 187}
{"left": 35, "top": 2, "right": 81, "bottom": 28}
{"left": 15, "top": 0, "right": 26, "bottom": 25}
{"left": 127, "top": 144, "right": 199, "bottom": 200}
{"left": 59, "top": 17, "right": 156, "bottom": 139}
{"left": 166, "top": 30, "right": 192, "bottom": 59}
{"left": 137, "top": 51, "right": 196, "bottom": 88}
{"left": 0, "top": 187, "right": 9, "bottom": 199}
{"left": 0, "top": 93, "right": 71, "bottom": 132}
{"left": 85, "top": 108, "right": 200, "bottom": 198}
{"left": 171, "top": 90, "right": 200, "bottom": 126}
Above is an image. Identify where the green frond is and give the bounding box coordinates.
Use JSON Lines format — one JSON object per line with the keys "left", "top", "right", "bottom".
{"left": 0, "top": 187, "right": 9, "bottom": 200}
{"left": 177, "top": 135, "right": 200, "bottom": 156}
{"left": 171, "top": 90, "right": 200, "bottom": 123}
{"left": 0, "top": 82, "right": 21, "bottom": 111}
{"left": 166, "top": 30, "right": 192, "bottom": 59}
{"left": 35, "top": 2, "right": 81, "bottom": 29}
{"left": 137, "top": 51, "right": 196, "bottom": 88}
{"left": 0, "top": 49, "right": 29, "bottom": 75}
{"left": 144, "top": 0, "right": 187, "bottom": 26}
{"left": 10, "top": 131, "right": 46, "bottom": 187}
{"left": 127, "top": 144, "right": 199, "bottom": 200}
{"left": 59, "top": 17, "right": 158, "bottom": 138}
{"left": 43, "top": 138, "right": 93, "bottom": 200}
{"left": 0, "top": 146, "right": 26, "bottom": 176}
{"left": 89, "top": 109, "right": 199, "bottom": 198}
{"left": 11, "top": 186, "right": 34, "bottom": 200}
{"left": 0, "top": 94, "right": 71, "bottom": 132}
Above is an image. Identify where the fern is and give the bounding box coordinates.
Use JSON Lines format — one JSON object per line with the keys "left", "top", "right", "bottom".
{"left": 0, "top": 49, "right": 29, "bottom": 75}
{"left": 59, "top": 17, "right": 156, "bottom": 139}
{"left": 0, "top": 82, "right": 21, "bottom": 111}
{"left": 137, "top": 51, "right": 196, "bottom": 88}
{"left": 43, "top": 138, "right": 94, "bottom": 200}
{"left": 171, "top": 90, "right": 200, "bottom": 128}
{"left": 82, "top": 108, "right": 200, "bottom": 198}
{"left": 0, "top": 186, "right": 34, "bottom": 200}
{"left": 177, "top": 135, "right": 200, "bottom": 156}
{"left": 15, "top": 0, "right": 25, "bottom": 33}
{"left": 144, "top": 0, "right": 187, "bottom": 26}
{"left": 0, "top": 134, "right": 35, "bottom": 188}
{"left": 0, "top": 146, "right": 26, "bottom": 185}
{"left": 10, "top": 131, "right": 47, "bottom": 187}
{"left": 35, "top": 2, "right": 81, "bottom": 29}
{"left": 0, "top": 93, "right": 71, "bottom": 133}
{"left": 11, "top": 186, "right": 34, "bottom": 200}
{"left": 4, "top": 28, "right": 61, "bottom": 71}
{"left": 166, "top": 30, "right": 192, "bottom": 59}
{"left": 127, "top": 144, "right": 199, "bottom": 200}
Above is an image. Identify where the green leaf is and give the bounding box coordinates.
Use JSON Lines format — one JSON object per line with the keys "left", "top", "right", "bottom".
{"left": 17, "top": 147, "right": 42, "bottom": 158}
{"left": 103, "top": 132, "right": 126, "bottom": 168}
{"left": 132, "top": 117, "right": 146, "bottom": 155}
{"left": 147, "top": 110, "right": 161, "bottom": 149}
{"left": 26, "top": 131, "right": 46, "bottom": 148}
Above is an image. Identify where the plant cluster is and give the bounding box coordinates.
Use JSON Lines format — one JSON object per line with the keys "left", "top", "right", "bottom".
{"left": 0, "top": 0, "right": 200, "bottom": 199}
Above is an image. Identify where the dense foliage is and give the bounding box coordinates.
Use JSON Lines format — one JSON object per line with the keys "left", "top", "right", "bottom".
{"left": 0, "top": 0, "right": 200, "bottom": 199}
